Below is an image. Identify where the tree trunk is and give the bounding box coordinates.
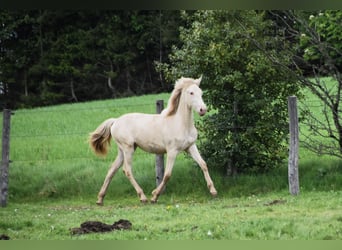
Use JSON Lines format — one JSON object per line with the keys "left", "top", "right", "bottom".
{"left": 23, "top": 70, "right": 28, "bottom": 97}
{"left": 332, "top": 103, "right": 342, "bottom": 154}
{"left": 107, "top": 61, "right": 115, "bottom": 90}
{"left": 39, "top": 10, "right": 44, "bottom": 58}
{"left": 70, "top": 79, "right": 78, "bottom": 102}
{"left": 125, "top": 69, "right": 133, "bottom": 94}
{"left": 227, "top": 97, "right": 238, "bottom": 176}
{"left": 159, "top": 10, "right": 164, "bottom": 88}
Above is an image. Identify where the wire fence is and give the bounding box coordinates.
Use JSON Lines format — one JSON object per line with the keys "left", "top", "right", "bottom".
{"left": 8, "top": 100, "right": 159, "bottom": 163}
{"left": 3, "top": 97, "right": 337, "bottom": 165}
{"left": 2, "top": 95, "right": 335, "bottom": 206}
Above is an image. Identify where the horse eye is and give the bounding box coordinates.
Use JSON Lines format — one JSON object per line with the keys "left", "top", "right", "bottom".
{"left": 190, "top": 92, "right": 194, "bottom": 95}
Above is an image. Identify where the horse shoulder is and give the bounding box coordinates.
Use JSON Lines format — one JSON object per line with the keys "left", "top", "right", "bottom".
{"left": 162, "top": 123, "right": 198, "bottom": 151}
{"left": 185, "top": 127, "right": 198, "bottom": 145}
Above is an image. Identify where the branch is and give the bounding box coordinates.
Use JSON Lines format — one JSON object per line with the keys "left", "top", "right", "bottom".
{"left": 235, "top": 11, "right": 342, "bottom": 157}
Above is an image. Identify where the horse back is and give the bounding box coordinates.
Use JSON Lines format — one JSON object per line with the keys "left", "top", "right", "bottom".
{"left": 111, "top": 113, "right": 166, "bottom": 153}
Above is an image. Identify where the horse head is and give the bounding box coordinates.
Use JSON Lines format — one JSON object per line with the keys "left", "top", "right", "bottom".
{"left": 183, "top": 77, "right": 207, "bottom": 116}
{"left": 164, "top": 76, "right": 207, "bottom": 116}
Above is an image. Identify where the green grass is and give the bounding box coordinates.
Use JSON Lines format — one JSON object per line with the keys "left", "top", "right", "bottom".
{"left": 1, "top": 85, "right": 342, "bottom": 239}
{"left": 1, "top": 191, "right": 342, "bottom": 239}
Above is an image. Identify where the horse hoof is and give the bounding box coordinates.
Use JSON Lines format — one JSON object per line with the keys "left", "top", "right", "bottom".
{"left": 210, "top": 191, "right": 218, "bottom": 197}
{"left": 140, "top": 199, "right": 148, "bottom": 204}
{"left": 150, "top": 199, "right": 157, "bottom": 204}
{"left": 96, "top": 201, "right": 104, "bottom": 206}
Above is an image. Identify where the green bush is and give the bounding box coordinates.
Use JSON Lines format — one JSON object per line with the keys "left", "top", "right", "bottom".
{"left": 159, "top": 10, "right": 300, "bottom": 174}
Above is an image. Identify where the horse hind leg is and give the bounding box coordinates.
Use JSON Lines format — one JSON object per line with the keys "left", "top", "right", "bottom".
{"left": 151, "top": 150, "right": 178, "bottom": 203}
{"left": 96, "top": 149, "right": 123, "bottom": 206}
{"left": 122, "top": 145, "right": 148, "bottom": 203}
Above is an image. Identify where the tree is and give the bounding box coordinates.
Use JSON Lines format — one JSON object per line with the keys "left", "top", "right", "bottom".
{"left": 266, "top": 10, "right": 342, "bottom": 158}
{"left": 0, "top": 10, "right": 41, "bottom": 108}
{"left": 159, "top": 10, "right": 300, "bottom": 175}
{"left": 1, "top": 10, "right": 184, "bottom": 108}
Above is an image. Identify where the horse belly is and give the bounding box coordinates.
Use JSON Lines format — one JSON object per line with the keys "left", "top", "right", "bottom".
{"left": 134, "top": 121, "right": 166, "bottom": 154}
{"left": 113, "top": 113, "right": 166, "bottom": 154}
{"left": 137, "top": 141, "right": 166, "bottom": 154}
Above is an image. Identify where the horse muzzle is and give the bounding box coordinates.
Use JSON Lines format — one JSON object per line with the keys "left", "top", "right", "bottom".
{"left": 198, "top": 107, "right": 207, "bottom": 116}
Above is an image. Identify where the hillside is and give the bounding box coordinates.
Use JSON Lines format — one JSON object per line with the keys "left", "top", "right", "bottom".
{"left": 1, "top": 92, "right": 342, "bottom": 240}
{"left": 2, "top": 89, "right": 342, "bottom": 202}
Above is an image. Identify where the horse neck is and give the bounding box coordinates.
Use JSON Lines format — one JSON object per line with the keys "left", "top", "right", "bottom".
{"left": 175, "top": 95, "right": 194, "bottom": 130}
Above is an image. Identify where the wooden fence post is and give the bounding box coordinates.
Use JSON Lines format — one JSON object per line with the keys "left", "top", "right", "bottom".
{"left": 1, "top": 109, "right": 12, "bottom": 207}
{"left": 288, "top": 96, "right": 299, "bottom": 195}
{"left": 155, "top": 100, "right": 165, "bottom": 188}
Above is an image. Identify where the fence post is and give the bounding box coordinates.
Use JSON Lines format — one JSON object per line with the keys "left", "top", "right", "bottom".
{"left": 1, "top": 109, "right": 12, "bottom": 207}
{"left": 288, "top": 96, "right": 299, "bottom": 195}
{"left": 155, "top": 100, "right": 165, "bottom": 188}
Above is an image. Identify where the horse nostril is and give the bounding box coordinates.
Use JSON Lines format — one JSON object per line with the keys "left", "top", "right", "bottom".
{"left": 199, "top": 108, "right": 207, "bottom": 116}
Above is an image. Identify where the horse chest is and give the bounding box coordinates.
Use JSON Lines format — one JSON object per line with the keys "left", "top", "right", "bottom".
{"left": 170, "top": 129, "right": 197, "bottom": 150}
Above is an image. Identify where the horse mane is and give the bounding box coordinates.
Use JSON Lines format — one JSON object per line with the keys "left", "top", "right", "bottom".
{"left": 164, "top": 77, "right": 197, "bottom": 117}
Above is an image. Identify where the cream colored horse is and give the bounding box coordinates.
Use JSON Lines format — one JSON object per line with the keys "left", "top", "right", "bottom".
{"left": 89, "top": 76, "right": 217, "bottom": 205}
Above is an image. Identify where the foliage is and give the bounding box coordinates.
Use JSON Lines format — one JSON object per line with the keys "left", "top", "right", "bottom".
{"left": 299, "top": 11, "right": 342, "bottom": 157}
{"left": 300, "top": 10, "right": 342, "bottom": 68}
{"left": 268, "top": 10, "right": 342, "bottom": 158}
{"left": 0, "top": 10, "right": 183, "bottom": 108}
{"left": 159, "top": 10, "right": 299, "bottom": 174}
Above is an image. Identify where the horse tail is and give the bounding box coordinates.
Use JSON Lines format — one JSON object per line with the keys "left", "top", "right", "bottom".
{"left": 89, "top": 118, "right": 116, "bottom": 156}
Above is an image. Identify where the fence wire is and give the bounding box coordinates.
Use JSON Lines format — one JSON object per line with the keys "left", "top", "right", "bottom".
{"left": 7, "top": 101, "right": 158, "bottom": 163}
{"left": 3, "top": 99, "right": 332, "bottom": 164}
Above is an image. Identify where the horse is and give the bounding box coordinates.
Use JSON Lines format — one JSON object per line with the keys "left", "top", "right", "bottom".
{"left": 89, "top": 76, "right": 217, "bottom": 205}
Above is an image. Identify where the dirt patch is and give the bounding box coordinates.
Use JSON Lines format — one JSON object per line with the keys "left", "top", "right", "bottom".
{"left": 264, "top": 199, "right": 286, "bottom": 206}
{"left": 70, "top": 219, "right": 132, "bottom": 235}
{"left": 0, "top": 234, "right": 10, "bottom": 240}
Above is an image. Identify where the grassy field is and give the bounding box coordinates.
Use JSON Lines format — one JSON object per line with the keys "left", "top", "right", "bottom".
{"left": 1, "top": 86, "right": 342, "bottom": 239}
{"left": 1, "top": 191, "right": 342, "bottom": 240}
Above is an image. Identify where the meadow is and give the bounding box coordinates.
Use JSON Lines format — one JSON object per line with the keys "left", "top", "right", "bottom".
{"left": 1, "top": 87, "right": 342, "bottom": 240}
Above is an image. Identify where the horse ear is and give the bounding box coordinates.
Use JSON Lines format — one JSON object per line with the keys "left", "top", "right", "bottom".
{"left": 194, "top": 75, "right": 202, "bottom": 86}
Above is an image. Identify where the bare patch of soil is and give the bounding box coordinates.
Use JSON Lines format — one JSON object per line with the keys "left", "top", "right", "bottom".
{"left": 263, "top": 199, "right": 286, "bottom": 206}
{"left": 0, "top": 234, "right": 10, "bottom": 240}
{"left": 70, "top": 219, "right": 132, "bottom": 235}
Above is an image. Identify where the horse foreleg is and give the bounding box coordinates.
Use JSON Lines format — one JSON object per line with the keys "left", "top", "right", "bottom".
{"left": 97, "top": 149, "right": 123, "bottom": 206}
{"left": 122, "top": 147, "right": 148, "bottom": 203}
{"left": 187, "top": 144, "right": 217, "bottom": 197}
{"left": 151, "top": 150, "right": 178, "bottom": 203}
